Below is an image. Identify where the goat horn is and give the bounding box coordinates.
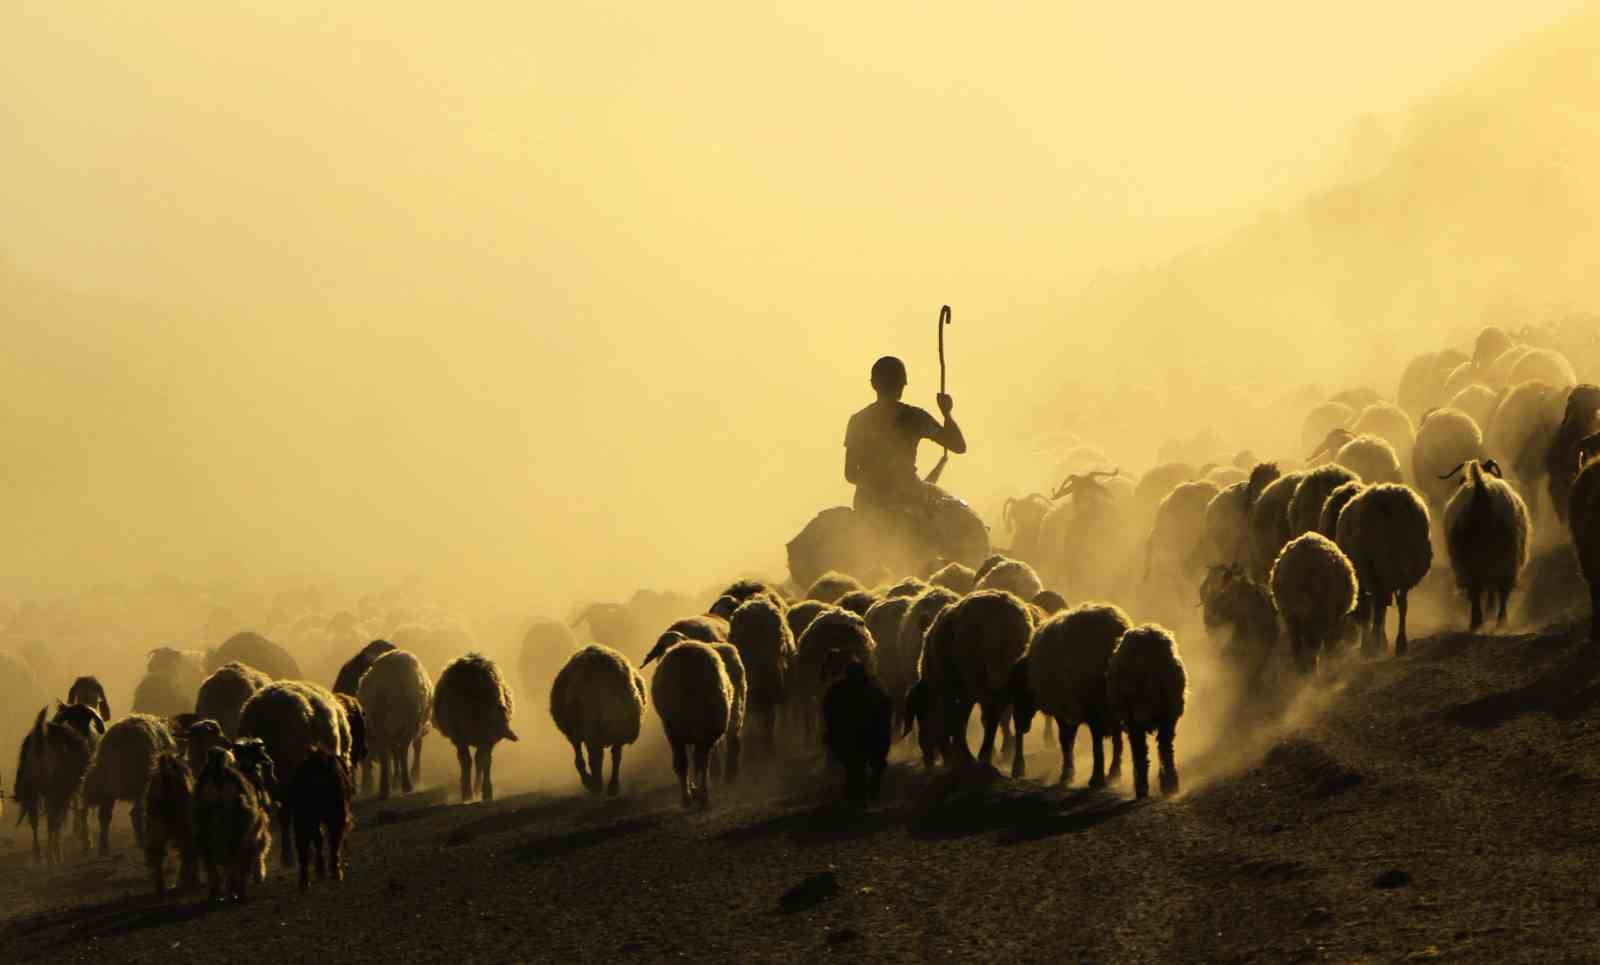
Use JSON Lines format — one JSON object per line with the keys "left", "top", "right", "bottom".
{"left": 1482, "top": 459, "right": 1504, "bottom": 478}
{"left": 1437, "top": 463, "right": 1467, "bottom": 481}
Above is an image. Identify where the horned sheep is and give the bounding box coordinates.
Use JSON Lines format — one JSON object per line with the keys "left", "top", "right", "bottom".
{"left": 1441, "top": 460, "right": 1532, "bottom": 629}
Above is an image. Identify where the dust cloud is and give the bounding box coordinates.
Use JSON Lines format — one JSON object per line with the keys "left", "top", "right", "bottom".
{"left": 2, "top": 3, "right": 1598, "bottom": 793}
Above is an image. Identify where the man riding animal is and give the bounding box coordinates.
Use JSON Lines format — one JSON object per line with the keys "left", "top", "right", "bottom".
{"left": 844, "top": 355, "right": 967, "bottom": 523}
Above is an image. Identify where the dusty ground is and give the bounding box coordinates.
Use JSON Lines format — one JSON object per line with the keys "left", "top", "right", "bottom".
{"left": 4, "top": 619, "right": 1600, "bottom": 963}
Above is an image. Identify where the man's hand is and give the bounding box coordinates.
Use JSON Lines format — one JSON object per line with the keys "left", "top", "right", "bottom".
{"left": 936, "top": 393, "right": 954, "bottom": 416}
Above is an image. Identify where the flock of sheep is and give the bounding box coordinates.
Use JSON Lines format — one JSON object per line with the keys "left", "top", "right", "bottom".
{"left": 10, "top": 318, "right": 1600, "bottom": 910}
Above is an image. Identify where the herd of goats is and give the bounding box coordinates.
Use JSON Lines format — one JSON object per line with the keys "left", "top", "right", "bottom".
{"left": 10, "top": 319, "right": 1600, "bottom": 908}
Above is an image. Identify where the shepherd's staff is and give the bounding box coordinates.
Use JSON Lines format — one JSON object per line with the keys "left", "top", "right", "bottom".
{"left": 925, "top": 304, "right": 952, "bottom": 484}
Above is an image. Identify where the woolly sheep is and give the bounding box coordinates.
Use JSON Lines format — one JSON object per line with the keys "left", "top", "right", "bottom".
{"left": 821, "top": 659, "right": 893, "bottom": 801}
{"left": 709, "top": 643, "right": 747, "bottom": 782}
{"left": 835, "top": 589, "right": 880, "bottom": 618}
{"left": 1484, "top": 379, "right": 1562, "bottom": 509}
{"left": 1335, "top": 434, "right": 1404, "bottom": 485}
{"left": 147, "top": 647, "right": 208, "bottom": 697}
{"left": 714, "top": 578, "right": 788, "bottom": 612}
{"left": 67, "top": 676, "right": 111, "bottom": 722}
{"left": 333, "top": 639, "right": 398, "bottom": 696}
{"left": 918, "top": 590, "right": 1034, "bottom": 777}
{"left": 785, "top": 599, "right": 829, "bottom": 641}
{"left": 893, "top": 586, "right": 960, "bottom": 706}
{"left": 195, "top": 662, "right": 272, "bottom": 739}
{"left": 927, "top": 561, "right": 977, "bottom": 594}
{"left": 1336, "top": 483, "right": 1433, "bottom": 656}
{"left": 1023, "top": 604, "right": 1129, "bottom": 787}
{"left": 1134, "top": 462, "right": 1198, "bottom": 522}
{"left": 1206, "top": 466, "right": 1247, "bottom": 488}
{"left": 881, "top": 576, "right": 928, "bottom": 599}
{"left": 142, "top": 752, "right": 197, "bottom": 894}
{"left": 1398, "top": 351, "right": 1454, "bottom": 419}
{"left": 1545, "top": 385, "right": 1600, "bottom": 524}
{"left": 1247, "top": 471, "right": 1308, "bottom": 582}
{"left": 1270, "top": 533, "right": 1358, "bottom": 674}
{"left": 1449, "top": 385, "right": 1501, "bottom": 437}
{"left": 1032, "top": 590, "right": 1068, "bottom": 615}
{"left": 1106, "top": 624, "right": 1188, "bottom": 798}
{"left": 1287, "top": 464, "right": 1358, "bottom": 540}
{"left": 286, "top": 747, "right": 354, "bottom": 890}
{"left": 1199, "top": 564, "right": 1279, "bottom": 691}
{"left": 1441, "top": 361, "right": 1487, "bottom": 402}
{"left": 431, "top": 653, "right": 519, "bottom": 804}
{"left": 1300, "top": 402, "right": 1353, "bottom": 453}
{"left": 807, "top": 571, "right": 864, "bottom": 604}
{"left": 334, "top": 693, "right": 369, "bottom": 775}
{"left": 1413, "top": 408, "right": 1485, "bottom": 507}
{"left": 13, "top": 706, "right": 93, "bottom": 863}
{"left": 132, "top": 672, "right": 191, "bottom": 719}
{"left": 792, "top": 607, "right": 877, "bottom": 736}
{"left": 975, "top": 558, "right": 1045, "bottom": 600}
{"left": 82, "top": 713, "right": 176, "bottom": 856}
{"left": 1318, "top": 480, "right": 1367, "bottom": 538}
{"left": 239, "top": 680, "right": 353, "bottom": 861}
{"left": 1441, "top": 460, "right": 1532, "bottom": 629}
{"left": 549, "top": 645, "right": 646, "bottom": 795}
{"left": 359, "top": 650, "right": 434, "bottom": 799}
{"left": 1485, "top": 344, "right": 1535, "bottom": 388}
{"left": 647, "top": 638, "right": 733, "bottom": 808}
{"left": 1350, "top": 402, "right": 1416, "bottom": 460}
{"left": 1146, "top": 479, "right": 1221, "bottom": 581}
{"left": 1203, "top": 463, "right": 1281, "bottom": 567}
{"left": 1509, "top": 347, "right": 1577, "bottom": 390}
{"left": 1474, "top": 325, "right": 1516, "bottom": 370}
{"left": 194, "top": 746, "right": 272, "bottom": 901}
{"left": 207, "top": 631, "right": 302, "bottom": 681}
{"left": 728, "top": 597, "right": 795, "bottom": 754}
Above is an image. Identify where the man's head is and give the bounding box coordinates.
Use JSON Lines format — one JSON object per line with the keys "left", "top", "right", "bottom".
{"left": 870, "top": 356, "right": 908, "bottom": 400}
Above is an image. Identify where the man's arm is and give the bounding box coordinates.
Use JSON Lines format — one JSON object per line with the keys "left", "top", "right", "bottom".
{"left": 930, "top": 394, "right": 967, "bottom": 454}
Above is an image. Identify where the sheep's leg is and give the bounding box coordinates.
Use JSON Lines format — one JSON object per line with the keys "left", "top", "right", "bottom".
{"left": 96, "top": 801, "right": 112, "bottom": 857}
{"left": 1395, "top": 590, "right": 1410, "bottom": 657}
{"left": 130, "top": 802, "right": 145, "bottom": 849}
{"left": 950, "top": 700, "right": 976, "bottom": 764}
{"left": 1109, "top": 728, "right": 1124, "bottom": 781}
{"left": 672, "top": 740, "right": 691, "bottom": 808}
{"left": 455, "top": 742, "right": 473, "bottom": 803}
{"left": 998, "top": 709, "right": 1013, "bottom": 756}
{"left": 379, "top": 749, "right": 393, "bottom": 801}
{"left": 398, "top": 745, "right": 414, "bottom": 794}
{"left": 1468, "top": 584, "right": 1484, "bottom": 632}
{"left": 584, "top": 743, "right": 604, "bottom": 795}
{"left": 570, "top": 739, "right": 589, "bottom": 791}
{"left": 476, "top": 745, "right": 496, "bottom": 803}
{"left": 607, "top": 745, "right": 624, "bottom": 797}
{"left": 976, "top": 701, "right": 1001, "bottom": 767}
{"left": 279, "top": 798, "right": 295, "bottom": 867}
{"left": 692, "top": 744, "right": 712, "bottom": 808}
{"left": 314, "top": 825, "right": 328, "bottom": 881}
{"left": 1041, "top": 715, "right": 1055, "bottom": 748}
{"left": 1129, "top": 727, "right": 1151, "bottom": 800}
{"left": 1496, "top": 590, "right": 1509, "bottom": 626}
{"left": 1157, "top": 720, "right": 1179, "bottom": 796}
{"left": 75, "top": 803, "right": 90, "bottom": 854}
{"left": 1367, "top": 595, "right": 1391, "bottom": 657}
{"left": 412, "top": 737, "right": 424, "bottom": 784}
{"left": 28, "top": 810, "right": 40, "bottom": 863}
{"left": 329, "top": 817, "right": 347, "bottom": 882}
{"left": 709, "top": 739, "right": 724, "bottom": 781}
{"left": 1010, "top": 717, "right": 1027, "bottom": 780}
{"left": 46, "top": 807, "right": 61, "bottom": 866}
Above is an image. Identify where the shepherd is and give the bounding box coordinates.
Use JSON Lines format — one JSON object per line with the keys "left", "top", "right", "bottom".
{"left": 843, "top": 307, "right": 967, "bottom": 523}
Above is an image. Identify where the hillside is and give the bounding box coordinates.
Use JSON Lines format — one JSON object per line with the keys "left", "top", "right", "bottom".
{"left": 4, "top": 619, "right": 1599, "bottom": 962}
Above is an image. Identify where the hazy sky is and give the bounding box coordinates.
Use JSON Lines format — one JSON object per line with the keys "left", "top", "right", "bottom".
{"left": 0, "top": 1, "right": 1588, "bottom": 607}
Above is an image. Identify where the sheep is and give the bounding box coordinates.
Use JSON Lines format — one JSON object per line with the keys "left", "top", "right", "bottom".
{"left": 1199, "top": 564, "right": 1280, "bottom": 691}
{"left": 1335, "top": 483, "right": 1434, "bottom": 656}
{"left": 807, "top": 571, "right": 865, "bottom": 604}
{"left": 1002, "top": 493, "right": 1055, "bottom": 561}
{"left": 549, "top": 645, "right": 646, "bottom": 796}
{"left": 1485, "top": 344, "right": 1535, "bottom": 388}
{"left": 356, "top": 650, "right": 432, "bottom": 799}
{"left": 238, "top": 680, "right": 353, "bottom": 861}
{"left": 785, "top": 599, "right": 829, "bottom": 642}
{"left": 1206, "top": 466, "right": 1247, "bottom": 488}
{"left": 1441, "top": 360, "right": 1488, "bottom": 402}
{"left": 821, "top": 658, "right": 893, "bottom": 801}
{"left": 1413, "top": 408, "right": 1486, "bottom": 508}
{"left": 917, "top": 590, "right": 1034, "bottom": 777}
{"left": 82, "top": 713, "right": 176, "bottom": 856}
{"left": 1350, "top": 402, "right": 1416, "bottom": 460}
{"left": 333, "top": 693, "right": 370, "bottom": 777}
{"left": 792, "top": 607, "right": 877, "bottom": 735}
{"left": 892, "top": 586, "right": 960, "bottom": 709}
{"left": 1398, "top": 351, "right": 1455, "bottom": 419}
{"left": 195, "top": 661, "right": 273, "bottom": 738}
{"left": 1318, "top": 480, "right": 1367, "bottom": 538}
{"left": 1300, "top": 402, "right": 1354, "bottom": 453}
{"left": 1269, "top": 533, "right": 1359, "bottom": 674}
{"left": 146, "top": 647, "right": 208, "bottom": 699}
{"left": 132, "top": 671, "right": 192, "bottom": 719}
{"left": 710, "top": 643, "right": 747, "bottom": 782}
{"left": 975, "top": 557, "right": 1045, "bottom": 600}
{"left": 333, "top": 639, "right": 398, "bottom": 698}
{"left": 728, "top": 598, "right": 795, "bottom": 754}
{"left": 708, "top": 595, "right": 740, "bottom": 621}
{"left": 1545, "top": 385, "right": 1600, "bottom": 524}
{"left": 185, "top": 719, "right": 229, "bottom": 777}
{"left": 1145, "top": 479, "right": 1222, "bottom": 581}
{"left": 431, "top": 653, "right": 518, "bottom": 804}
{"left": 1335, "top": 434, "right": 1405, "bottom": 485}
{"left": 1106, "top": 624, "right": 1188, "bottom": 798}
{"left": 1032, "top": 590, "right": 1068, "bottom": 615}
{"left": 1039, "top": 468, "right": 1138, "bottom": 600}
{"left": 646, "top": 638, "right": 733, "bottom": 808}
{"left": 927, "top": 561, "right": 977, "bottom": 594}
{"left": 1484, "top": 379, "right": 1563, "bottom": 514}
{"left": 881, "top": 576, "right": 929, "bottom": 599}
{"left": 207, "top": 631, "right": 303, "bottom": 681}
{"left": 835, "top": 589, "right": 880, "bottom": 618}
{"left": 66, "top": 676, "right": 111, "bottom": 722}
{"left": 1449, "top": 385, "right": 1501, "bottom": 436}
{"left": 1247, "top": 471, "right": 1308, "bottom": 582}
{"left": 661, "top": 614, "right": 730, "bottom": 644}
{"left": 1474, "top": 325, "right": 1516, "bottom": 370}
{"left": 1023, "top": 604, "right": 1129, "bottom": 787}
{"left": 1203, "top": 463, "right": 1281, "bottom": 567}
{"left": 1287, "top": 464, "right": 1359, "bottom": 539}
{"left": 286, "top": 748, "right": 354, "bottom": 890}
{"left": 142, "top": 752, "right": 197, "bottom": 894}
{"left": 1441, "top": 459, "right": 1533, "bottom": 629}
{"left": 193, "top": 746, "right": 273, "bottom": 901}
{"left": 714, "top": 578, "right": 789, "bottom": 611}
{"left": 13, "top": 706, "right": 93, "bottom": 863}
{"left": 1567, "top": 440, "right": 1600, "bottom": 641}
{"left": 1134, "top": 462, "right": 1198, "bottom": 523}
{"left": 1509, "top": 347, "right": 1577, "bottom": 390}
